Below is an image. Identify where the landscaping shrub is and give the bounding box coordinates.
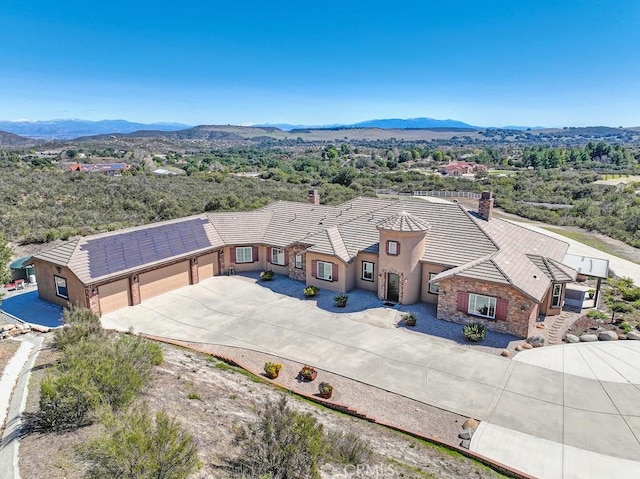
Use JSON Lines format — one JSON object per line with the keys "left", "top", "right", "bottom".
{"left": 77, "top": 406, "right": 201, "bottom": 479}
{"left": 304, "top": 285, "right": 319, "bottom": 297}
{"left": 462, "top": 322, "right": 488, "bottom": 342}
{"left": 234, "top": 397, "right": 326, "bottom": 479}
{"left": 39, "top": 329, "right": 164, "bottom": 432}
{"left": 325, "top": 430, "right": 373, "bottom": 465}
{"left": 54, "top": 306, "right": 105, "bottom": 351}
{"left": 402, "top": 312, "right": 417, "bottom": 326}
{"left": 38, "top": 371, "right": 93, "bottom": 432}
{"left": 587, "top": 310, "right": 608, "bottom": 320}
{"left": 620, "top": 321, "right": 633, "bottom": 334}
{"left": 333, "top": 294, "right": 348, "bottom": 307}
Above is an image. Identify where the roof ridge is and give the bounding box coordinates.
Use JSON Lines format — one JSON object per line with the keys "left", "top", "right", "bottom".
{"left": 326, "top": 225, "right": 349, "bottom": 262}
{"left": 460, "top": 205, "right": 501, "bottom": 251}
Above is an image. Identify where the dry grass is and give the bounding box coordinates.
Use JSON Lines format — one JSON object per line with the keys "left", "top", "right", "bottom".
{"left": 0, "top": 339, "right": 21, "bottom": 372}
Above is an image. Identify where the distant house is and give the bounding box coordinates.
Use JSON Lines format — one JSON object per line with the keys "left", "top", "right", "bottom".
{"left": 439, "top": 161, "right": 488, "bottom": 176}
{"left": 152, "top": 168, "right": 177, "bottom": 176}
{"left": 29, "top": 190, "right": 603, "bottom": 339}
{"left": 69, "top": 163, "right": 130, "bottom": 175}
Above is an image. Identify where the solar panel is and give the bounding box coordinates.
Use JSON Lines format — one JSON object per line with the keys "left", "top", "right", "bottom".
{"left": 82, "top": 218, "right": 213, "bottom": 279}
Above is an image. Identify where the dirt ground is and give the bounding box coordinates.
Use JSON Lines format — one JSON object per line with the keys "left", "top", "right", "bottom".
{"left": 18, "top": 337, "right": 506, "bottom": 479}
{"left": 0, "top": 340, "right": 20, "bottom": 371}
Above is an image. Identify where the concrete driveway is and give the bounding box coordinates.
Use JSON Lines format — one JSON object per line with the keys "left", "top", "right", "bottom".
{"left": 102, "top": 275, "right": 640, "bottom": 479}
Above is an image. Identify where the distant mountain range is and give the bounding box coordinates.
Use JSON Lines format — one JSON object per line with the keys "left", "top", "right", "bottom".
{"left": 257, "top": 117, "right": 479, "bottom": 131}
{"left": 0, "top": 119, "right": 192, "bottom": 139}
{"left": 0, "top": 117, "right": 546, "bottom": 139}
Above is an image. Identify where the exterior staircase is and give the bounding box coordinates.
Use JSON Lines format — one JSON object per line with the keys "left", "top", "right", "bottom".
{"left": 544, "top": 308, "right": 584, "bottom": 345}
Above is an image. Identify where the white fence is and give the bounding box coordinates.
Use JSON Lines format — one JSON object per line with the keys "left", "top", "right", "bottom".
{"left": 375, "top": 189, "right": 481, "bottom": 199}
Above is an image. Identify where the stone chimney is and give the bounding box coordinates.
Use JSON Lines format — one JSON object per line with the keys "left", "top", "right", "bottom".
{"left": 307, "top": 189, "right": 320, "bottom": 206}
{"left": 478, "top": 191, "right": 494, "bottom": 221}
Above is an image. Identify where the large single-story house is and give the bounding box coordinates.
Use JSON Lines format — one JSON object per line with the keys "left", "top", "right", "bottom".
{"left": 29, "top": 190, "right": 583, "bottom": 338}
{"left": 438, "top": 161, "right": 488, "bottom": 176}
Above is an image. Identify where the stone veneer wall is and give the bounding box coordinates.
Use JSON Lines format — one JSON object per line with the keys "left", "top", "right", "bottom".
{"left": 288, "top": 245, "right": 307, "bottom": 282}
{"left": 436, "top": 277, "right": 539, "bottom": 338}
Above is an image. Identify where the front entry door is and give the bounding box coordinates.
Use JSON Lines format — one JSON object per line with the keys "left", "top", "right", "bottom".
{"left": 386, "top": 273, "right": 400, "bottom": 302}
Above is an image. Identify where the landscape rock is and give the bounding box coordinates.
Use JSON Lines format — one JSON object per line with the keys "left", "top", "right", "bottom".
{"left": 1, "top": 324, "right": 16, "bottom": 332}
{"left": 626, "top": 331, "right": 640, "bottom": 340}
{"left": 526, "top": 335, "right": 545, "bottom": 347}
{"left": 565, "top": 334, "right": 580, "bottom": 343}
{"left": 30, "top": 324, "right": 50, "bottom": 333}
{"left": 515, "top": 345, "right": 523, "bottom": 351}
{"left": 459, "top": 428, "right": 472, "bottom": 440}
{"left": 460, "top": 439, "right": 470, "bottom": 449}
{"left": 521, "top": 343, "right": 533, "bottom": 350}
{"left": 598, "top": 330, "right": 618, "bottom": 341}
{"left": 501, "top": 350, "right": 510, "bottom": 357}
{"left": 462, "top": 419, "right": 478, "bottom": 430}
{"left": 580, "top": 334, "right": 598, "bottom": 342}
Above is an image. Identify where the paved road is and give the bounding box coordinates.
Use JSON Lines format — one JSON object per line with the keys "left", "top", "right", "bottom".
{"left": 103, "top": 276, "right": 640, "bottom": 479}
{"left": 0, "top": 335, "right": 43, "bottom": 479}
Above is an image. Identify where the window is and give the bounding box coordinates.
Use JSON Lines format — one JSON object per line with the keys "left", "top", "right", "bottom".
{"left": 428, "top": 272, "right": 439, "bottom": 294}
{"left": 55, "top": 276, "right": 68, "bottom": 299}
{"left": 362, "top": 261, "right": 374, "bottom": 281}
{"left": 317, "top": 261, "right": 333, "bottom": 281}
{"left": 236, "top": 246, "right": 253, "bottom": 263}
{"left": 387, "top": 240, "right": 399, "bottom": 255}
{"left": 271, "top": 248, "right": 285, "bottom": 266}
{"left": 295, "top": 254, "right": 303, "bottom": 269}
{"left": 552, "top": 284, "right": 562, "bottom": 308}
{"left": 468, "top": 293, "right": 496, "bottom": 319}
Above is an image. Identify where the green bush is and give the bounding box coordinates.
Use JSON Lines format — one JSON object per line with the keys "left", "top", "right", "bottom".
{"left": 260, "top": 270, "right": 274, "bottom": 281}
{"left": 333, "top": 294, "right": 348, "bottom": 307}
{"left": 462, "top": 322, "right": 488, "bottom": 342}
{"left": 620, "top": 321, "right": 633, "bottom": 334}
{"left": 38, "top": 372, "right": 93, "bottom": 431}
{"left": 39, "top": 332, "right": 164, "bottom": 432}
{"left": 54, "top": 306, "right": 105, "bottom": 351}
{"left": 403, "top": 312, "right": 417, "bottom": 326}
{"left": 304, "top": 285, "right": 319, "bottom": 297}
{"left": 587, "top": 310, "right": 608, "bottom": 320}
{"left": 611, "top": 302, "right": 634, "bottom": 313}
{"left": 264, "top": 362, "right": 282, "bottom": 378}
{"left": 234, "top": 397, "right": 326, "bottom": 479}
{"left": 77, "top": 406, "right": 201, "bottom": 479}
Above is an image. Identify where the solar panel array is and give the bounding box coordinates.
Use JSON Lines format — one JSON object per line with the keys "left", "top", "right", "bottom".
{"left": 81, "top": 218, "right": 213, "bottom": 279}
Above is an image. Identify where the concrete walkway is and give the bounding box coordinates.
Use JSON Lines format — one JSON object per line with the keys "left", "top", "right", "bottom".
{"left": 0, "top": 335, "right": 43, "bottom": 479}
{"left": 103, "top": 276, "right": 640, "bottom": 479}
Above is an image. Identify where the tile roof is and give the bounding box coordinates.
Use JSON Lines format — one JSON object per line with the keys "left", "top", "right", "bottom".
{"left": 32, "top": 196, "right": 578, "bottom": 302}
{"left": 432, "top": 213, "right": 576, "bottom": 301}
{"left": 376, "top": 211, "right": 432, "bottom": 232}
{"left": 33, "top": 215, "right": 223, "bottom": 284}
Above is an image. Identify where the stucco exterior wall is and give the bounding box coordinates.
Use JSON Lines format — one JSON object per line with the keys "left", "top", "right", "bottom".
{"left": 377, "top": 230, "right": 426, "bottom": 304}
{"left": 540, "top": 283, "right": 564, "bottom": 316}
{"left": 32, "top": 259, "right": 87, "bottom": 309}
{"left": 420, "top": 263, "right": 449, "bottom": 304}
{"left": 436, "top": 276, "right": 538, "bottom": 338}
{"left": 353, "top": 252, "right": 379, "bottom": 293}
{"left": 264, "top": 245, "right": 290, "bottom": 276}
{"left": 222, "top": 245, "right": 266, "bottom": 273}
{"left": 305, "top": 252, "right": 346, "bottom": 293}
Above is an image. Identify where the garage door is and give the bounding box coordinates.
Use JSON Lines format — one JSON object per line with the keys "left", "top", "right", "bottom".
{"left": 99, "top": 279, "right": 131, "bottom": 315}
{"left": 197, "top": 253, "right": 217, "bottom": 281}
{"left": 139, "top": 261, "right": 191, "bottom": 301}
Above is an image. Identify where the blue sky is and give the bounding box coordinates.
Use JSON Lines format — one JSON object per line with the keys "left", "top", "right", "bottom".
{"left": 2, "top": 0, "right": 639, "bottom": 127}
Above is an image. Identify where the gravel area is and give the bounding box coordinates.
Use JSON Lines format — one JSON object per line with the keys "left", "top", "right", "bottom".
{"left": 169, "top": 339, "right": 471, "bottom": 446}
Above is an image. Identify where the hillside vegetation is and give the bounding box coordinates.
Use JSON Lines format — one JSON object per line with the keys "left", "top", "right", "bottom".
{"left": 1, "top": 140, "right": 640, "bottom": 248}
